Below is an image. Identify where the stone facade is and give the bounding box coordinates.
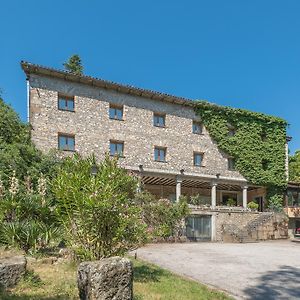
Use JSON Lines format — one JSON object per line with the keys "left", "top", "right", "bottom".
{"left": 191, "top": 210, "right": 288, "bottom": 242}
{"left": 28, "top": 73, "right": 244, "bottom": 180}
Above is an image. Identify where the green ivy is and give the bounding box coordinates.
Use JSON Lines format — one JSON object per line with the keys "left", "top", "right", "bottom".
{"left": 194, "top": 101, "right": 288, "bottom": 199}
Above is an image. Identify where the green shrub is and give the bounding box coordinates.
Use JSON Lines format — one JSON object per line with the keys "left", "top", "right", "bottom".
{"left": 226, "top": 198, "right": 236, "bottom": 207}
{"left": 189, "top": 194, "right": 210, "bottom": 206}
{"left": 134, "top": 193, "right": 190, "bottom": 239}
{"left": 0, "top": 173, "right": 60, "bottom": 253}
{"left": 267, "top": 194, "right": 283, "bottom": 212}
{"left": 52, "top": 155, "right": 147, "bottom": 260}
{"left": 247, "top": 201, "right": 259, "bottom": 210}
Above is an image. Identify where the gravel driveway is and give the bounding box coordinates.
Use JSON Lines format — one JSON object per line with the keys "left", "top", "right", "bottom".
{"left": 136, "top": 241, "right": 300, "bottom": 299}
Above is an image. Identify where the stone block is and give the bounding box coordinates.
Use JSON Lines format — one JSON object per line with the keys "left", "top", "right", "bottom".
{"left": 77, "top": 257, "right": 133, "bottom": 300}
{"left": 0, "top": 256, "right": 27, "bottom": 289}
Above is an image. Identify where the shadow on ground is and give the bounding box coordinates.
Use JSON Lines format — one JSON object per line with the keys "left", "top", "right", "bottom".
{"left": 244, "top": 265, "right": 300, "bottom": 300}
{"left": 134, "top": 263, "right": 165, "bottom": 283}
{"left": 0, "top": 292, "right": 73, "bottom": 300}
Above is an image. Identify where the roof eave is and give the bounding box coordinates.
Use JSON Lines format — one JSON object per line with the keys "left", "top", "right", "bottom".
{"left": 21, "top": 61, "right": 195, "bottom": 107}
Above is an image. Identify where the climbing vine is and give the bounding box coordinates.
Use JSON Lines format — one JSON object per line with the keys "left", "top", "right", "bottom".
{"left": 194, "top": 101, "right": 288, "bottom": 200}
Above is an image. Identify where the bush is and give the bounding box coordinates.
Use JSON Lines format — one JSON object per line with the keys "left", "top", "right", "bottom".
{"left": 189, "top": 194, "right": 210, "bottom": 206}
{"left": 226, "top": 198, "right": 236, "bottom": 207}
{"left": 134, "top": 193, "right": 190, "bottom": 239}
{"left": 247, "top": 201, "right": 259, "bottom": 210}
{"left": 0, "top": 173, "right": 60, "bottom": 253}
{"left": 267, "top": 194, "right": 283, "bottom": 212}
{"left": 52, "top": 155, "right": 147, "bottom": 260}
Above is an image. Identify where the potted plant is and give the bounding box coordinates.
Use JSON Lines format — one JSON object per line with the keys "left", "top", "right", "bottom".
{"left": 247, "top": 201, "right": 259, "bottom": 211}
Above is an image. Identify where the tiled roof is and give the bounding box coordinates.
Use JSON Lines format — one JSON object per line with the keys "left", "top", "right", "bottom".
{"left": 21, "top": 61, "right": 196, "bottom": 107}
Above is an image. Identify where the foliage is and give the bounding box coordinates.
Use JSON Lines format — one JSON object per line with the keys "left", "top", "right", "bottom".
{"left": 0, "top": 257, "right": 230, "bottom": 300}
{"left": 63, "top": 54, "right": 83, "bottom": 75}
{"left": 0, "top": 173, "right": 60, "bottom": 253}
{"left": 0, "top": 97, "right": 60, "bottom": 185}
{"left": 194, "top": 101, "right": 287, "bottom": 200}
{"left": 189, "top": 194, "right": 210, "bottom": 206}
{"left": 52, "top": 154, "right": 147, "bottom": 260}
{"left": 134, "top": 192, "right": 190, "bottom": 239}
{"left": 289, "top": 150, "right": 300, "bottom": 183}
{"left": 226, "top": 198, "right": 236, "bottom": 207}
{"left": 267, "top": 194, "right": 284, "bottom": 212}
{"left": 247, "top": 201, "right": 259, "bottom": 210}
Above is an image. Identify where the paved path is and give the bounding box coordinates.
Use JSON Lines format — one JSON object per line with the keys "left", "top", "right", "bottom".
{"left": 136, "top": 241, "right": 300, "bottom": 299}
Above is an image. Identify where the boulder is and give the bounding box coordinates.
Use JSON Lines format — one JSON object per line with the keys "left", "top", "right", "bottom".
{"left": 0, "top": 256, "right": 27, "bottom": 289}
{"left": 77, "top": 257, "right": 133, "bottom": 300}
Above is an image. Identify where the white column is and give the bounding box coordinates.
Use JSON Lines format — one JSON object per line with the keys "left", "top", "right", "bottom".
{"left": 176, "top": 175, "right": 183, "bottom": 202}
{"left": 136, "top": 177, "right": 142, "bottom": 193}
{"left": 242, "top": 185, "right": 248, "bottom": 208}
{"left": 211, "top": 181, "right": 217, "bottom": 208}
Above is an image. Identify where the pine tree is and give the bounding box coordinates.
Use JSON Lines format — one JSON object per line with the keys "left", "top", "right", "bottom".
{"left": 63, "top": 54, "right": 83, "bottom": 75}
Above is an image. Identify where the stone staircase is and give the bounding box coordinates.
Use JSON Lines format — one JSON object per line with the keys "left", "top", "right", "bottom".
{"left": 222, "top": 212, "right": 276, "bottom": 243}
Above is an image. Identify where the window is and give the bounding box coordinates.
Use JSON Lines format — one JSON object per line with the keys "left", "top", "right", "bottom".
{"left": 228, "top": 128, "right": 236, "bottom": 137}
{"left": 262, "top": 159, "right": 268, "bottom": 171}
{"left": 109, "top": 105, "right": 123, "bottom": 120}
{"left": 110, "top": 141, "right": 124, "bottom": 156}
{"left": 58, "top": 134, "right": 75, "bottom": 151}
{"left": 153, "top": 113, "right": 165, "bottom": 127}
{"left": 261, "top": 132, "right": 267, "bottom": 141}
{"left": 154, "top": 147, "right": 166, "bottom": 162}
{"left": 228, "top": 158, "right": 236, "bottom": 170}
{"left": 228, "top": 124, "right": 236, "bottom": 137}
{"left": 193, "top": 121, "right": 203, "bottom": 134}
{"left": 58, "top": 95, "right": 74, "bottom": 111}
{"left": 194, "top": 152, "right": 204, "bottom": 166}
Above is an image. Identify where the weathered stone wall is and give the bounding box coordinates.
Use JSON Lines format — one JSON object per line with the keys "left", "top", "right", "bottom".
{"left": 28, "top": 74, "right": 245, "bottom": 180}
{"left": 214, "top": 211, "right": 288, "bottom": 242}
{"left": 215, "top": 211, "right": 259, "bottom": 241}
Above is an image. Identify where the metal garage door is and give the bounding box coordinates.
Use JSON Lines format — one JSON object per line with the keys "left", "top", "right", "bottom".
{"left": 186, "top": 215, "right": 211, "bottom": 241}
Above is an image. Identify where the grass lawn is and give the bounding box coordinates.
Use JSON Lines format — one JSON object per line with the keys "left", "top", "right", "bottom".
{"left": 0, "top": 255, "right": 231, "bottom": 300}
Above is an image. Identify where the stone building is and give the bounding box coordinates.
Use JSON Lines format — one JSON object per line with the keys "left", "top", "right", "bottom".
{"left": 21, "top": 62, "right": 289, "bottom": 242}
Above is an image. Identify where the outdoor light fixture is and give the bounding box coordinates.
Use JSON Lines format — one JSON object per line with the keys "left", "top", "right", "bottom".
{"left": 216, "top": 173, "right": 221, "bottom": 179}
{"left": 90, "top": 165, "right": 98, "bottom": 176}
{"left": 139, "top": 164, "right": 143, "bottom": 172}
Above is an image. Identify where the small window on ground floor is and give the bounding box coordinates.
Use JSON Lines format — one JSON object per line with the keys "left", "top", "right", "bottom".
{"left": 58, "top": 133, "right": 75, "bottom": 151}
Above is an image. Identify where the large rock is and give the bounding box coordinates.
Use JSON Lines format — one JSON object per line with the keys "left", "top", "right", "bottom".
{"left": 0, "top": 256, "right": 27, "bottom": 289}
{"left": 77, "top": 257, "right": 133, "bottom": 300}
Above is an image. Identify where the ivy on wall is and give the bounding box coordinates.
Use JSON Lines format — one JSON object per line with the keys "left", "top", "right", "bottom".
{"left": 194, "top": 101, "right": 288, "bottom": 199}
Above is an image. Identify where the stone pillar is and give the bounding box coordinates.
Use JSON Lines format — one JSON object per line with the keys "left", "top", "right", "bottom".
{"left": 77, "top": 257, "right": 133, "bottom": 300}
{"left": 211, "top": 214, "right": 217, "bottom": 241}
{"left": 242, "top": 185, "right": 248, "bottom": 208}
{"left": 136, "top": 176, "right": 142, "bottom": 193}
{"left": 176, "top": 175, "right": 183, "bottom": 202}
{"left": 211, "top": 181, "right": 217, "bottom": 208}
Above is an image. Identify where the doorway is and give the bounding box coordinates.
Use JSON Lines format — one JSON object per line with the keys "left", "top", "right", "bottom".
{"left": 186, "top": 215, "right": 211, "bottom": 241}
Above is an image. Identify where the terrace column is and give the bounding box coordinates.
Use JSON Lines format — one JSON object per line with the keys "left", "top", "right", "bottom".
{"left": 211, "top": 181, "right": 217, "bottom": 208}
{"left": 176, "top": 175, "right": 183, "bottom": 202}
{"left": 242, "top": 185, "right": 248, "bottom": 208}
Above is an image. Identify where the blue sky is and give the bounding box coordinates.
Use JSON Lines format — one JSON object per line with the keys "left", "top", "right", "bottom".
{"left": 1, "top": 1, "right": 299, "bottom": 153}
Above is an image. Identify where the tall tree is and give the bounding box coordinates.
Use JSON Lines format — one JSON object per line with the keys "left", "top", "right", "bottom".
{"left": 289, "top": 150, "right": 300, "bottom": 182}
{"left": 0, "top": 97, "right": 58, "bottom": 184}
{"left": 63, "top": 54, "right": 83, "bottom": 75}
